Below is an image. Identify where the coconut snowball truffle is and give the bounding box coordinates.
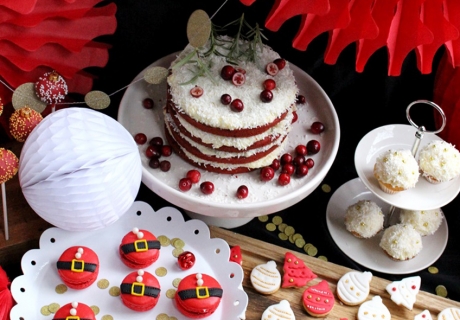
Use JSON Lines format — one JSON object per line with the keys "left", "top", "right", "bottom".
{"left": 373, "top": 149, "right": 420, "bottom": 194}
{"left": 379, "top": 223, "right": 423, "bottom": 261}
{"left": 418, "top": 140, "right": 460, "bottom": 184}
{"left": 344, "top": 200, "right": 384, "bottom": 238}
{"left": 399, "top": 208, "right": 443, "bottom": 236}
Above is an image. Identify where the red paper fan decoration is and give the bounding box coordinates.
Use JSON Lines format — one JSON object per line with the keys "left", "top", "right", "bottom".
{"left": 241, "top": 0, "right": 460, "bottom": 76}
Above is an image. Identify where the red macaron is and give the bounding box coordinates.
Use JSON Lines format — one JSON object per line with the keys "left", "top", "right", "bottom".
{"left": 53, "top": 301, "right": 96, "bottom": 320}
{"left": 120, "top": 269, "right": 161, "bottom": 311}
{"left": 56, "top": 246, "right": 99, "bottom": 289}
{"left": 119, "top": 227, "right": 161, "bottom": 269}
{"left": 175, "top": 273, "right": 223, "bottom": 318}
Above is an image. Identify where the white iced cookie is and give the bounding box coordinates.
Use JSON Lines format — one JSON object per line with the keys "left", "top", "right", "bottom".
{"left": 261, "top": 300, "right": 295, "bottom": 320}
{"left": 336, "top": 271, "right": 373, "bottom": 305}
{"left": 414, "top": 309, "right": 432, "bottom": 320}
{"left": 386, "top": 276, "right": 421, "bottom": 310}
{"left": 438, "top": 307, "right": 460, "bottom": 320}
{"left": 250, "top": 260, "right": 281, "bottom": 294}
{"left": 399, "top": 208, "right": 443, "bottom": 236}
{"left": 357, "top": 296, "right": 391, "bottom": 320}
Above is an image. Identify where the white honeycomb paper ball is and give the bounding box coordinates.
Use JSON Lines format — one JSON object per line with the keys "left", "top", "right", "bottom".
{"left": 19, "top": 107, "right": 142, "bottom": 231}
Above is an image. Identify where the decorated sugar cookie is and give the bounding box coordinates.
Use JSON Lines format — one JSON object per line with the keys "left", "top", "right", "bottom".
{"left": 386, "top": 275, "right": 421, "bottom": 310}
{"left": 261, "top": 299, "right": 295, "bottom": 320}
{"left": 336, "top": 271, "right": 373, "bottom": 306}
{"left": 357, "top": 296, "right": 391, "bottom": 320}
{"left": 438, "top": 307, "right": 460, "bottom": 320}
{"left": 302, "top": 280, "right": 335, "bottom": 317}
{"left": 229, "top": 245, "right": 243, "bottom": 265}
{"left": 250, "top": 260, "right": 281, "bottom": 294}
{"left": 282, "top": 252, "right": 317, "bottom": 288}
{"left": 415, "top": 309, "right": 432, "bottom": 320}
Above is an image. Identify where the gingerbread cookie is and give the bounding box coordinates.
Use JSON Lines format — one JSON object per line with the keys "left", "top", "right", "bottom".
{"left": 250, "top": 260, "right": 281, "bottom": 295}
{"left": 262, "top": 300, "right": 295, "bottom": 320}
{"left": 336, "top": 271, "right": 372, "bottom": 306}
{"left": 386, "top": 275, "right": 421, "bottom": 310}
{"left": 302, "top": 280, "right": 335, "bottom": 317}
{"left": 282, "top": 252, "right": 317, "bottom": 288}
{"left": 357, "top": 296, "right": 391, "bottom": 320}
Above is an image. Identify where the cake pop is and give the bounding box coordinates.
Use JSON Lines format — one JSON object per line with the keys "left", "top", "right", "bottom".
{"left": 35, "top": 70, "right": 68, "bottom": 112}
{"left": 0, "top": 97, "right": 3, "bottom": 116}
{"left": 0, "top": 148, "right": 19, "bottom": 240}
{"left": 9, "top": 106, "right": 43, "bottom": 142}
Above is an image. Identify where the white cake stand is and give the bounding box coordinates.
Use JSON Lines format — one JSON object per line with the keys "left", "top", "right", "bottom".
{"left": 326, "top": 101, "right": 459, "bottom": 273}
{"left": 117, "top": 53, "right": 340, "bottom": 228}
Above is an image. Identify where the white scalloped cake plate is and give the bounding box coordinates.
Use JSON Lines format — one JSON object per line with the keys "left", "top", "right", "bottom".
{"left": 10, "top": 202, "right": 247, "bottom": 320}
{"left": 355, "top": 124, "right": 460, "bottom": 210}
{"left": 117, "top": 53, "right": 340, "bottom": 221}
{"left": 326, "top": 178, "right": 448, "bottom": 274}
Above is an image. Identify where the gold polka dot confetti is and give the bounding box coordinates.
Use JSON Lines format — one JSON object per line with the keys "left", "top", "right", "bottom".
{"left": 322, "top": 184, "right": 331, "bottom": 193}
{"left": 166, "top": 288, "right": 177, "bottom": 299}
{"left": 278, "top": 223, "right": 287, "bottom": 232}
{"left": 97, "top": 279, "right": 110, "bottom": 289}
{"left": 272, "top": 215, "right": 283, "bottom": 225}
{"left": 318, "top": 255, "right": 328, "bottom": 261}
{"left": 109, "top": 286, "right": 120, "bottom": 297}
{"left": 266, "top": 222, "right": 276, "bottom": 232}
{"left": 12, "top": 82, "right": 47, "bottom": 113}
{"left": 155, "top": 267, "right": 168, "bottom": 277}
{"left": 157, "top": 314, "right": 170, "bottom": 320}
{"left": 84, "top": 90, "right": 110, "bottom": 109}
{"left": 48, "top": 302, "right": 60, "bottom": 313}
{"left": 55, "top": 283, "right": 68, "bottom": 294}
{"left": 40, "top": 306, "right": 51, "bottom": 316}
{"left": 284, "top": 226, "right": 295, "bottom": 236}
{"left": 172, "top": 278, "right": 182, "bottom": 288}
{"left": 306, "top": 245, "right": 318, "bottom": 257}
{"left": 172, "top": 238, "right": 185, "bottom": 249}
{"left": 91, "top": 306, "right": 100, "bottom": 315}
{"left": 172, "top": 247, "right": 184, "bottom": 257}
{"left": 278, "top": 233, "right": 288, "bottom": 241}
{"left": 258, "top": 215, "right": 269, "bottom": 222}
{"left": 144, "top": 66, "right": 169, "bottom": 84}
{"left": 428, "top": 266, "right": 439, "bottom": 274}
{"left": 101, "top": 315, "right": 114, "bottom": 320}
{"left": 158, "top": 235, "right": 171, "bottom": 246}
{"left": 435, "top": 285, "right": 448, "bottom": 297}
{"left": 170, "top": 317, "right": 178, "bottom": 320}
{"left": 295, "top": 237, "right": 306, "bottom": 248}
{"left": 186, "top": 9, "right": 212, "bottom": 48}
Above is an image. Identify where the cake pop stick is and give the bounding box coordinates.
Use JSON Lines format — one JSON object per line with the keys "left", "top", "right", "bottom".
{"left": 0, "top": 149, "right": 19, "bottom": 241}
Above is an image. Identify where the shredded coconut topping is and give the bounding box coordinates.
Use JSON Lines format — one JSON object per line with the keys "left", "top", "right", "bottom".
{"left": 379, "top": 223, "right": 423, "bottom": 260}
{"left": 399, "top": 208, "right": 443, "bottom": 236}
{"left": 373, "top": 149, "right": 419, "bottom": 189}
{"left": 344, "top": 200, "right": 384, "bottom": 238}
{"left": 418, "top": 140, "right": 460, "bottom": 182}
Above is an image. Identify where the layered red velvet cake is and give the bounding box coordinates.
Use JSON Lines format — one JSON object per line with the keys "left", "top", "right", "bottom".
{"left": 164, "top": 35, "right": 298, "bottom": 174}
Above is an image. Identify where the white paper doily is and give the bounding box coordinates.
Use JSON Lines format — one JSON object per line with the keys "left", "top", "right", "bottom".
{"left": 10, "top": 202, "right": 248, "bottom": 320}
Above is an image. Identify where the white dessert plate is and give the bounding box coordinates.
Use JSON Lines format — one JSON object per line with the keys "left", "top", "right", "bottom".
{"left": 355, "top": 124, "right": 460, "bottom": 211}
{"left": 10, "top": 201, "right": 247, "bottom": 320}
{"left": 326, "top": 178, "right": 448, "bottom": 274}
{"left": 117, "top": 52, "right": 340, "bottom": 227}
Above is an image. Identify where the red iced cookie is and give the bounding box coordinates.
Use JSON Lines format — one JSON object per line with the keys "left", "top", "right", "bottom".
{"left": 56, "top": 246, "right": 99, "bottom": 289}
{"left": 120, "top": 269, "right": 161, "bottom": 312}
{"left": 282, "top": 252, "right": 317, "bottom": 288}
{"left": 229, "top": 245, "right": 243, "bottom": 265}
{"left": 302, "top": 280, "right": 335, "bottom": 317}
{"left": 53, "top": 301, "right": 96, "bottom": 320}
{"left": 119, "top": 227, "right": 161, "bottom": 269}
{"left": 175, "top": 273, "right": 223, "bottom": 318}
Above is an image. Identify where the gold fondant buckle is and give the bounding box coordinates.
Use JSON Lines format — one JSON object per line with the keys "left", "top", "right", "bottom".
{"left": 196, "top": 286, "right": 209, "bottom": 299}
{"left": 131, "top": 282, "right": 145, "bottom": 296}
{"left": 66, "top": 317, "right": 80, "bottom": 320}
{"left": 134, "top": 239, "right": 148, "bottom": 252}
{"left": 71, "top": 259, "right": 84, "bottom": 272}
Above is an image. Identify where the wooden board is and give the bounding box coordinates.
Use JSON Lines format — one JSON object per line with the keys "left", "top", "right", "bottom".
{"left": 209, "top": 225, "right": 460, "bottom": 319}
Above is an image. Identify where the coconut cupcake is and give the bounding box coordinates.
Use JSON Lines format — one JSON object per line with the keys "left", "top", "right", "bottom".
{"left": 373, "top": 149, "right": 420, "bottom": 194}
{"left": 379, "top": 223, "right": 423, "bottom": 261}
{"left": 399, "top": 208, "right": 443, "bottom": 236}
{"left": 344, "top": 200, "right": 384, "bottom": 238}
{"left": 418, "top": 140, "right": 460, "bottom": 184}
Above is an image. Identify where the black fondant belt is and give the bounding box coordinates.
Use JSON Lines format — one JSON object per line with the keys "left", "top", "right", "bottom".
{"left": 178, "top": 287, "right": 223, "bottom": 300}
{"left": 56, "top": 260, "right": 97, "bottom": 273}
{"left": 120, "top": 240, "right": 161, "bottom": 254}
{"left": 120, "top": 282, "right": 161, "bottom": 298}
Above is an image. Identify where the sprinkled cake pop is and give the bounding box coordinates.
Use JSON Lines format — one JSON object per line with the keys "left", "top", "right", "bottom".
{"left": 9, "top": 106, "right": 43, "bottom": 142}
{"left": 0, "top": 97, "right": 3, "bottom": 116}
{"left": 0, "top": 148, "right": 19, "bottom": 241}
{"left": 35, "top": 70, "right": 68, "bottom": 111}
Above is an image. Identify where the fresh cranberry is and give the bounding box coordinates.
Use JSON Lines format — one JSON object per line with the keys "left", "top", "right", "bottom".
{"left": 221, "top": 65, "right": 235, "bottom": 80}
{"left": 278, "top": 173, "right": 291, "bottom": 186}
{"left": 296, "top": 164, "right": 309, "bottom": 177}
{"left": 263, "top": 79, "right": 276, "bottom": 90}
{"left": 270, "top": 158, "right": 281, "bottom": 171}
{"left": 179, "top": 178, "right": 192, "bottom": 192}
{"left": 190, "top": 85, "right": 203, "bottom": 97}
{"left": 293, "top": 155, "right": 305, "bottom": 167}
{"left": 148, "top": 157, "right": 160, "bottom": 169}
{"left": 146, "top": 145, "right": 161, "bottom": 158}
{"left": 134, "top": 133, "right": 147, "bottom": 145}
{"left": 292, "top": 111, "right": 298, "bottom": 123}
{"left": 311, "top": 121, "right": 325, "bottom": 134}
{"left": 260, "top": 166, "right": 275, "bottom": 181}
{"left": 305, "top": 158, "right": 315, "bottom": 168}
{"left": 295, "top": 144, "right": 307, "bottom": 156}
{"left": 232, "top": 72, "right": 245, "bottom": 86}
{"left": 281, "top": 163, "right": 295, "bottom": 176}
{"left": 177, "top": 251, "right": 195, "bottom": 270}
{"left": 160, "top": 160, "right": 171, "bottom": 172}
{"left": 161, "top": 145, "right": 172, "bottom": 157}
{"left": 149, "top": 136, "right": 163, "bottom": 147}
{"left": 235, "top": 66, "right": 246, "bottom": 74}
{"left": 265, "top": 62, "right": 279, "bottom": 76}
{"left": 230, "top": 99, "right": 244, "bottom": 112}
{"left": 307, "top": 140, "right": 321, "bottom": 155}
{"left": 220, "top": 94, "right": 232, "bottom": 105}
{"left": 200, "top": 181, "right": 214, "bottom": 195}
{"left": 186, "top": 169, "right": 201, "bottom": 184}
{"left": 142, "top": 98, "right": 154, "bottom": 109}
{"left": 236, "top": 185, "right": 249, "bottom": 199}
{"left": 280, "top": 153, "right": 293, "bottom": 165}
{"left": 260, "top": 90, "right": 273, "bottom": 103}
{"left": 274, "top": 58, "right": 286, "bottom": 70}
{"left": 296, "top": 94, "right": 306, "bottom": 104}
